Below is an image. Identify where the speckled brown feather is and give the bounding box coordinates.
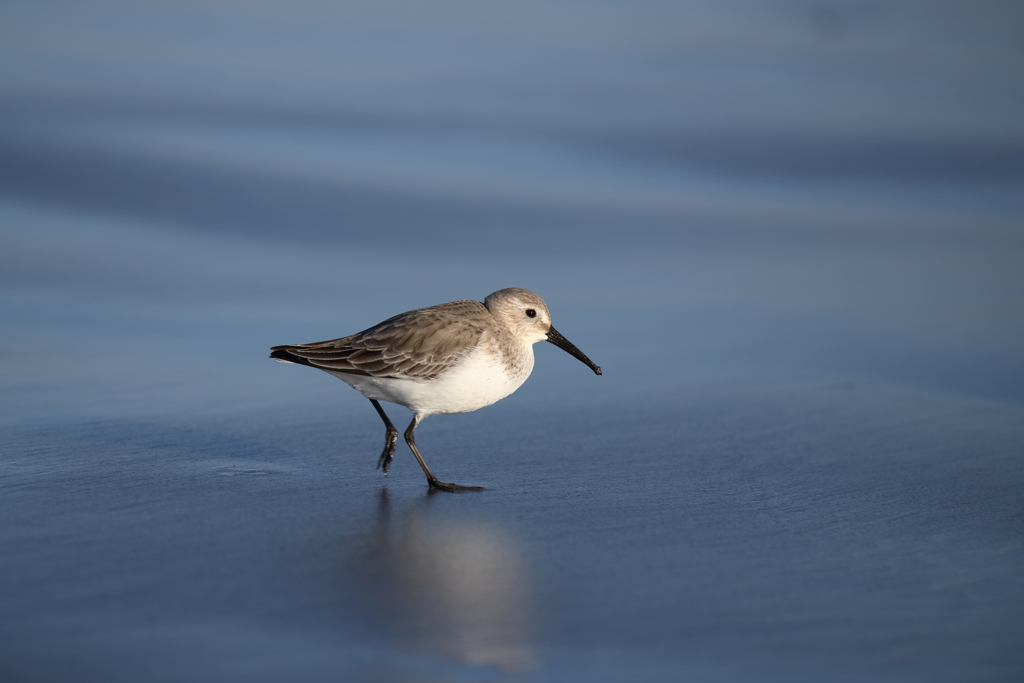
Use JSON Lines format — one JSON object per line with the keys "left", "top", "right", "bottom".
{"left": 270, "top": 300, "right": 489, "bottom": 381}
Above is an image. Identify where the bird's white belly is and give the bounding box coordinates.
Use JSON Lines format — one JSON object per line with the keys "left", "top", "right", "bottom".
{"left": 330, "top": 344, "right": 534, "bottom": 416}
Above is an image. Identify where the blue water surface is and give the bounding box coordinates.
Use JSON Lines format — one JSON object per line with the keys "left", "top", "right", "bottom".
{"left": 1, "top": 2, "right": 1023, "bottom": 681}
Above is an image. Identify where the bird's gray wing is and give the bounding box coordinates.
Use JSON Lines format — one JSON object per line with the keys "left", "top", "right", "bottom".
{"left": 270, "top": 300, "right": 489, "bottom": 380}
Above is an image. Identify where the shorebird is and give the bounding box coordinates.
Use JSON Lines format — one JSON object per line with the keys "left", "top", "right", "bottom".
{"left": 270, "top": 288, "right": 601, "bottom": 491}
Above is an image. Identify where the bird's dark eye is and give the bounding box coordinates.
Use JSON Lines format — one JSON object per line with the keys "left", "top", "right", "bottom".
{"left": 525, "top": 309, "right": 537, "bottom": 318}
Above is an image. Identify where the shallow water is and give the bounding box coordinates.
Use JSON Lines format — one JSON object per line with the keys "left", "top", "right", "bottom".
{"left": 2, "top": 2, "right": 1023, "bottom": 681}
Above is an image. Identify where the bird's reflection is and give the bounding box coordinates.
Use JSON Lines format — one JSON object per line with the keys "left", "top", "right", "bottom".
{"left": 353, "top": 488, "right": 535, "bottom": 670}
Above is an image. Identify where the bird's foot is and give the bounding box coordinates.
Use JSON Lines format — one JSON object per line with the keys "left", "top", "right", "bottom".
{"left": 428, "top": 478, "right": 483, "bottom": 492}
{"left": 376, "top": 429, "right": 399, "bottom": 474}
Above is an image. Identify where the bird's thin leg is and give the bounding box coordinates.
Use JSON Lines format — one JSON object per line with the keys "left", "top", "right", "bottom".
{"left": 370, "top": 399, "right": 399, "bottom": 475}
{"left": 404, "top": 414, "right": 482, "bottom": 492}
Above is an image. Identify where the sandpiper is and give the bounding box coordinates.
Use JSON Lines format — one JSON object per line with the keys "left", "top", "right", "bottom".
{"left": 270, "top": 288, "right": 602, "bottom": 491}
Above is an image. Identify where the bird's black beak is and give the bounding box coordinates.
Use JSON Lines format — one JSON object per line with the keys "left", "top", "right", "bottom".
{"left": 546, "top": 326, "right": 602, "bottom": 375}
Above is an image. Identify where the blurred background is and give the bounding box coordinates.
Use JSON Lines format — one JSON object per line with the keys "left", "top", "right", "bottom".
{"left": 1, "top": 1, "right": 1023, "bottom": 682}
{"left": 2, "top": 0, "right": 1023, "bottom": 414}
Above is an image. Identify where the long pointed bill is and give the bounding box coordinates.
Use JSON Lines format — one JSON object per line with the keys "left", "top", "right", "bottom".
{"left": 546, "top": 326, "right": 602, "bottom": 375}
